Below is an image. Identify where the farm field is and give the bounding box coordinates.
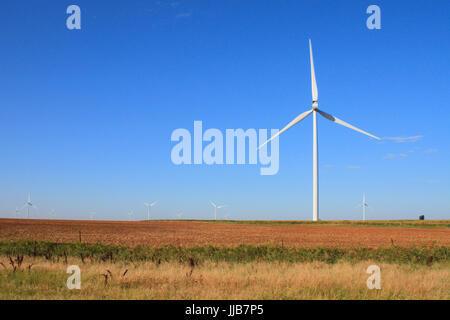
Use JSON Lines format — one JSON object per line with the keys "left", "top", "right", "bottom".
{"left": 0, "top": 219, "right": 449, "bottom": 248}
{"left": 0, "top": 219, "right": 449, "bottom": 300}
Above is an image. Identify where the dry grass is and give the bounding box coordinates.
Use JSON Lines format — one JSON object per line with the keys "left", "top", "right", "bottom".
{"left": 0, "top": 256, "right": 448, "bottom": 300}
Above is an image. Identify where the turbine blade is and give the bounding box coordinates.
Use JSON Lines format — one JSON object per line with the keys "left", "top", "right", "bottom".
{"left": 210, "top": 201, "right": 216, "bottom": 207}
{"left": 258, "top": 109, "right": 313, "bottom": 149}
{"left": 151, "top": 201, "right": 157, "bottom": 207}
{"left": 309, "top": 39, "right": 318, "bottom": 102}
{"left": 317, "top": 109, "right": 380, "bottom": 140}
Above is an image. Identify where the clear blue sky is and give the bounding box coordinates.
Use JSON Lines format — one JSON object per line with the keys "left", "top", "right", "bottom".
{"left": 1, "top": 0, "right": 449, "bottom": 220}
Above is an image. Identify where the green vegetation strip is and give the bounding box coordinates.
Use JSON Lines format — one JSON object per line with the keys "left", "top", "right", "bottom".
{"left": 0, "top": 240, "right": 448, "bottom": 265}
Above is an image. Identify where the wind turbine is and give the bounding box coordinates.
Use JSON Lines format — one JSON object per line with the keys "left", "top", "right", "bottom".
{"left": 49, "top": 209, "right": 56, "bottom": 219}
{"left": 210, "top": 201, "right": 225, "bottom": 220}
{"left": 177, "top": 211, "right": 183, "bottom": 219}
{"left": 259, "top": 40, "right": 380, "bottom": 221}
{"left": 21, "top": 193, "right": 38, "bottom": 219}
{"left": 144, "top": 201, "right": 157, "bottom": 220}
{"left": 357, "top": 193, "right": 370, "bottom": 221}
{"left": 128, "top": 211, "right": 134, "bottom": 221}
{"left": 14, "top": 207, "right": 21, "bottom": 218}
{"left": 89, "top": 212, "right": 96, "bottom": 220}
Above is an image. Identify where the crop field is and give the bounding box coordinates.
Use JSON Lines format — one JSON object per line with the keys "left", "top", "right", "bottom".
{"left": 0, "top": 219, "right": 449, "bottom": 248}
{"left": 0, "top": 218, "right": 449, "bottom": 300}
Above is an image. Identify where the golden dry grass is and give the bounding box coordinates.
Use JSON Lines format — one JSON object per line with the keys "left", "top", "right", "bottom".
{"left": 1, "top": 256, "right": 448, "bottom": 300}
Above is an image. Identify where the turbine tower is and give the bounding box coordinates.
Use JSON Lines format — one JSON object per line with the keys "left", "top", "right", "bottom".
{"left": 259, "top": 40, "right": 380, "bottom": 221}
{"left": 21, "top": 193, "right": 38, "bottom": 219}
{"left": 144, "top": 201, "right": 157, "bottom": 220}
{"left": 210, "top": 201, "right": 225, "bottom": 220}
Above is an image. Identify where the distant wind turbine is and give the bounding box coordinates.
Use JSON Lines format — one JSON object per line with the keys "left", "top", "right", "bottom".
{"left": 14, "top": 207, "right": 21, "bottom": 218}
{"left": 21, "top": 193, "right": 38, "bottom": 219}
{"left": 259, "top": 40, "right": 380, "bottom": 221}
{"left": 89, "top": 212, "right": 96, "bottom": 220}
{"left": 128, "top": 211, "right": 134, "bottom": 221}
{"left": 357, "top": 193, "right": 371, "bottom": 221}
{"left": 49, "top": 209, "right": 56, "bottom": 219}
{"left": 177, "top": 211, "right": 183, "bottom": 219}
{"left": 144, "top": 201, "right": 157, "bottom": 220}
{"left": 210, "top": 201, "right": 226, "bottom": 220}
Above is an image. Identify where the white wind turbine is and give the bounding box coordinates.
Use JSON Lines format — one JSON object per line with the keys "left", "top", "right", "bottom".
{"left": 14, "top": 207, "right": 21, "bottom": 218}
{"left": 21, "top": 193, "right": 38, "bottom": 219}
{"left": 128, "top": 211, "right": 134, "bottom": 221}
{"left": 210, "top": 201, "right": 226, "bottom": 220}
{"left": 144, "top": 201, "right": 157, "bottom": 220}
{"left": 357, "top": 193, "right": 370, "bottom": 221}
{"left": 259, "top": 40, "right": 380, "bottom": 221}
{"left": 177, "top": 211, "right": 183, "bottom": 219}
{"left": 89, "top": 212, "right": 96, "bottom": 220}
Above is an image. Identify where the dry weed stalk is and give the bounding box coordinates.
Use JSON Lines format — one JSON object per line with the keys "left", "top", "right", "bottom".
{"left": 7, "top": 255, "right": 24, "bottom": 272}
{"left": 101, "top": 269, "right": 129, "bottom": 285}
{"left": 101, "top": 273, "right": 109, "bottom": 285}
{"left": 186, "top": 257, "right": 196, "bottom": 277}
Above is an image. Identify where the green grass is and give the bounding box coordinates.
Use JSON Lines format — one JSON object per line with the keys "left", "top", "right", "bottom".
{"left": 156, "top": 219, "right": 450, "bottom": 229}
{"left": 0, "top": 240, "right": 448, "bottom": 265}
{"left": 0, "top": 269, "right": 70, "bottom": 299}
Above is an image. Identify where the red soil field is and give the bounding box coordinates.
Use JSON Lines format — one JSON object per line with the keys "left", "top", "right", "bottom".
{"left": 0, "top": 219, "right": 448, "bottom": 248}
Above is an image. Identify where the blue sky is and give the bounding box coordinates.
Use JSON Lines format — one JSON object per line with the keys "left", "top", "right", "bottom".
{"left": 0, "top": 0, "right": 449, "bottom": 221}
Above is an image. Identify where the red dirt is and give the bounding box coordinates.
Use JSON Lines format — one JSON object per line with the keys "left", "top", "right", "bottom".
{"left": 0, "top": 219, "right": 448, "bottom": 248}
